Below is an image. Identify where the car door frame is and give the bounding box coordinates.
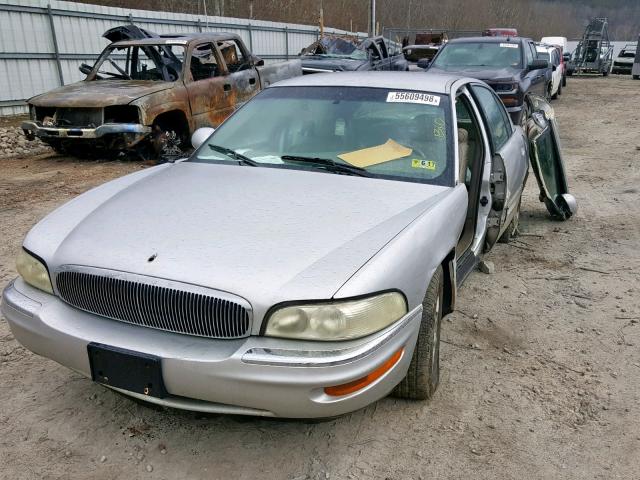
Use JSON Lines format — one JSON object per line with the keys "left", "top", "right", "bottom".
{"left": 468, "top": 82, "right": 529, "bottom": 251}
{"left": 216, "top": 38, "right": 260, "bottom": 108}
{"left": 184, "top": 40, "right": 233, "bottom": 130}
{"left": 525, "top": 40, "right": 547, "bottom": 96}
{"left": 450, "top": 83, "right": 493, "bottom": 274}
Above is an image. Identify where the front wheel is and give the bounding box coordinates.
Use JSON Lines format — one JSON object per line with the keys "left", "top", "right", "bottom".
{"left": 392, "top": 265, "right": 443, "bottom": 400}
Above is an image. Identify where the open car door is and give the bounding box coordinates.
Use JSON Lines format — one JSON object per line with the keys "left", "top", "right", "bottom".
{"left": 526, "top": 95, "right": 577, "bottom": 220}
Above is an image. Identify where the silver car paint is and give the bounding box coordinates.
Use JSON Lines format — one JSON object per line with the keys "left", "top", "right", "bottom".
{"left": 3, "top": 72, "right": 531, "bottom": 417}
{"left": 25, "top": 162, "right": 458, "bottom": 330}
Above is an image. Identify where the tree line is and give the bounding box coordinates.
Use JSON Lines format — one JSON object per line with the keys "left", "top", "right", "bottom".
{"left": 71, "top": 0, "right": 640, "bottom": 40}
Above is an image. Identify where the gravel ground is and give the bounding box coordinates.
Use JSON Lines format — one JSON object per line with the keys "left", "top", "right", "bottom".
{"left": 0, "top": 76, "right": 639, "bottom": 480}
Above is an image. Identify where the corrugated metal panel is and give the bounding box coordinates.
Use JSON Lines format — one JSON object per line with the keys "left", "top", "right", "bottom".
{"left": 0, "top": 0, "right": 364, "bottom": 116}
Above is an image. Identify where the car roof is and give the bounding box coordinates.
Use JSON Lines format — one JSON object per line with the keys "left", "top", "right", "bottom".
{"left": 447, "top": 36, "right": 530, "bottom": 44}
{"left": 111, "top": 32, "right": 240, "bottom": 47}
{"left": 269, "top": 71, "right": 469, "bottom": 94}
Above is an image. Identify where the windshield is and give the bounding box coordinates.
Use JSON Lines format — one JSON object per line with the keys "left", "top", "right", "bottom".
{"left": 193, "top": 86, "right": 453, "bottom": 186}
{"left": 302, "top": 37, "right": 368, "bottom": 60}
{"left": 537, "top": 50, "right": 550, "bottom": 61}
{"left": 432, "top": 42, "right": 522, "bottom": 68}
{"left": 91, "top": 44, "right": 185, "bottom": 81}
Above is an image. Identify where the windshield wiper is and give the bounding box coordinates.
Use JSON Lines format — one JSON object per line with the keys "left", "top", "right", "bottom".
{"left": 281, "top": 155, "right": 370, "bottom": 177}
{"left": 208, "top": 145, "right": 258, "bottom": 166}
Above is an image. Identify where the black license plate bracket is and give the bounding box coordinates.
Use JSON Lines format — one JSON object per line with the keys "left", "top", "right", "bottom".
{"left": 87, "top": 343, "right": 167, "bottom": 398}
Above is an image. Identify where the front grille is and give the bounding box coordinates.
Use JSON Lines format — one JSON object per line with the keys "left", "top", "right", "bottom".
{"left": 55, "top": 108, "right": 103, "bottom": 127}
{"left": 56, "top": 271, "right": 250, "bottom": 339}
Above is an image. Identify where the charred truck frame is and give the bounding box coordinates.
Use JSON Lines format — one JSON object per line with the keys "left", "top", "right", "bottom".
{"left": 21, "top": 26, "right": 300, "bottom": 158}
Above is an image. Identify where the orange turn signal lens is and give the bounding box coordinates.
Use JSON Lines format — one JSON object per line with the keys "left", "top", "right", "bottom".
{"left": 324, "top": 347, "right": 404, "bottom": 397}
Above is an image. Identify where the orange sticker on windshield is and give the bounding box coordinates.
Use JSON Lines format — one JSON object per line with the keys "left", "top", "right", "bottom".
{"left": 338, "top": 139, "right": 412, "bottom": 168}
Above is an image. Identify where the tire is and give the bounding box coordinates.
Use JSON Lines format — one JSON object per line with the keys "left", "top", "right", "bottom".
{"left": 562, "top": 74, "right": 567, "bottom": 87}
{"left": 557, "top": 81, "right": 562, "bottom": 96}
{"left": 498, "top": 196, "right": 521, "bottom": 243}
{"left": 545, "top": 83, "right": 553, "bottom": 101}
{"left": 149, "top": 124, "right": 185, "bottom": 162}
{"left": 633, "top": 75, "right": 640, "bottom": 80}
{"left": 603, "top": 70, "right": 609, "bottom": 77}
{"left": 392, "top": 265, "right": 444, "bottom": 400}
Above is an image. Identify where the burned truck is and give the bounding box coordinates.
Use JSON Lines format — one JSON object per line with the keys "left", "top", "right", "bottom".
{"left": 22, "top": 27, "right": 301, "bottom": 159}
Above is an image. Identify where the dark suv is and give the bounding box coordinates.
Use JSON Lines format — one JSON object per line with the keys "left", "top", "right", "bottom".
{"left": 425, "top": 36, "right": 550, "bottom": 126}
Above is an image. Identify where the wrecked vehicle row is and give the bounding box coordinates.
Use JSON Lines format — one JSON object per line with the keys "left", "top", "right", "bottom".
{"left": 22, "top": 27, "right": 301, "bottom": 159}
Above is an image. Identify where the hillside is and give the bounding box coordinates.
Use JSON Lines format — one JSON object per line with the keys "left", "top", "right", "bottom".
{"left": 69, "top": 0, "right": 639, "bottom": 40}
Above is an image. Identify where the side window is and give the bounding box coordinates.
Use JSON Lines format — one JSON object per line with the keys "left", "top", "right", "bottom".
{"left": 471, "top": 85, "right": 512, "bottom": 152}
{"left": 524, "top": 42, "right": 534, "bottom": 66}
{"left": 218, "top": 40, "right": 248, "bottom": 73}
{"left": 190, "top": 43, "right": 220, "bottom": 81}
{"left": 375, "top": 39, "right": 388, "bottom": 58}
{"left": 367, "top": 42, "right": 382, "bottom": 61}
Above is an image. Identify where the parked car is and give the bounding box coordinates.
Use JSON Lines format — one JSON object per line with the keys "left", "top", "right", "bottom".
{"left": 611, "top": 43, "right": 637, "bottom": 75}
{"left": 541, "top": 36, "right": 568, "bottom": 53}
{"left": 2, "top": 72, "right": 576, "bottom": 418}
{"left": 541, "top": 36, "right": 568, "bottom": 86}
{"left": 300, "top": 35, "right": 408, "bottom": 74}
{"left": 633, "top": 37, "right": 640, "bottom": 80}
{"left": 536, "top": 44, "right": 563, "bottom": 98}
{"left": 21, "top": 27, "right": 301, "bottom": 159}
{"left": 483, "top": 28, "right": 518, "bottom": 37}
{"left": 425, "top": 36, "right": 551, "bottom": 126}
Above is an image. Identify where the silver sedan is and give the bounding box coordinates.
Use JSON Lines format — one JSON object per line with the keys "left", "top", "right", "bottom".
{"left": 2, "top": 72, "right": 575, "bottom": 418}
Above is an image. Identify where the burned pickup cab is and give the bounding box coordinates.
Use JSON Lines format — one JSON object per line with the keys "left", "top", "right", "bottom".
{"left": 22, "top": 30, "right": 300, "bottom": 158}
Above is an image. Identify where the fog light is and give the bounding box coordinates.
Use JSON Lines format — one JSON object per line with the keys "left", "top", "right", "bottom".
{"left": 324, "top": 347, "right": 404, "bottom": 396}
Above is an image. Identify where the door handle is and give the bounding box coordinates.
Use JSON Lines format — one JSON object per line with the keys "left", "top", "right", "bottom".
{"left": 223, "top": 83, "right": 232, "bottom": 91}
{"left": 249, "top": 77, "right": 256, "bottom": 85}
{"left": 480, "top": 196, "right": 489, "bottom": 207}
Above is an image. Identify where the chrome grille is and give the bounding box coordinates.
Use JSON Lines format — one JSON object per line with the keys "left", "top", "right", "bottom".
{"left": 56, "top": 270, "right": 250, "bottom": 339}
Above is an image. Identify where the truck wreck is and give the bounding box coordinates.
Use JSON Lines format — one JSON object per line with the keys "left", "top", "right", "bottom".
{"left": 21, "top": 27, "right": 301, "bottom": 159}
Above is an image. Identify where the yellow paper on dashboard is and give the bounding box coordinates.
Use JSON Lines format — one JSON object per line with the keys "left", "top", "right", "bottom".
{"left": 338, "top": 139, "right": 413, "bottom": 168}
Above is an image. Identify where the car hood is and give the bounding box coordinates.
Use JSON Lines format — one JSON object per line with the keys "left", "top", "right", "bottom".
{"left": 301, "top": 56, "right": 366, "bottom": 71}
{"left": 31, "top": 162, "right": 454, "bottom": 320}
{"left": 428, "top": 65, "right": 519, "bottom": 82}
{"left": 29, "top": 80, "right": 174, "bottom": 107}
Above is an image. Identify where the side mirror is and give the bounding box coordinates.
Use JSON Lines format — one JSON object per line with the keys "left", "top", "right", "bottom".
{"left": 417, "top": 58, "right": 431, "bottom": 69}
{"left": 79, "top": 63, "right": 93, "bottom": 75}
{"left": 253, "top": 56, "right": 265, "bottom": 67}
{"left": 191, "top": 127, "right": 215, "bottom": 150}
{"left": 552, "top": 65, "right": 557, "bottom": 72}
{"left": 529, "top": 59, "right": 549, "bottom": 71}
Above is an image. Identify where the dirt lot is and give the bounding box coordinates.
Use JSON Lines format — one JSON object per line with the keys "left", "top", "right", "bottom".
{"left": 1, "top": 76, "right": 639, "bottom": 480}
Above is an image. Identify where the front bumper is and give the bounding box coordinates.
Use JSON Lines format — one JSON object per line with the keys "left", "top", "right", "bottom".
{"left": 1, "top": 278, "right": 421, "bottom": 418}
{"left": 21, "top": 121, "right": 151, "bottom": 141}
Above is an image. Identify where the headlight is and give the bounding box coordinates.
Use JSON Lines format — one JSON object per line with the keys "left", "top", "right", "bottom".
{"left": 264, "top": 292, "right": 407, "bottom": 341}
{"left": 16, "top": 249, "right": 53, "bottom": 294}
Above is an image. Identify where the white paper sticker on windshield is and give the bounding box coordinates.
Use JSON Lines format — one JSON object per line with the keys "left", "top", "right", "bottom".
{"left": 500, "top": 43, "right": 519, "bottom": 48}
{"left": 386, "top": 91, "right": 441, "bottom": 106}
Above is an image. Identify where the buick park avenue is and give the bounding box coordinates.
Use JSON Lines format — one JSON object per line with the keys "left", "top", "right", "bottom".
{"left": 2, "top": 72, "right": 575, "bottom": 418}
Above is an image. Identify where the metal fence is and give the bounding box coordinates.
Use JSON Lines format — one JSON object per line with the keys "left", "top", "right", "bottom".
{"left": 0, "top": 0, "right": 362, "bottom": 116}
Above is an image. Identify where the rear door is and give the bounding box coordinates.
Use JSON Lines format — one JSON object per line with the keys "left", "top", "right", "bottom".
{"left": 217, "top": 39, "right": 260, "bottom": 107}
{"left": 470, "top": 84, "right": 528, "bottom": 250}
{"left": 185, "top": 41, "right": 232, "bottom": 129}
{"left": 526, "top": 95, "right": 577, "bottom": 220}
